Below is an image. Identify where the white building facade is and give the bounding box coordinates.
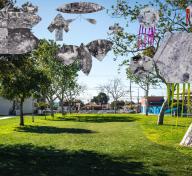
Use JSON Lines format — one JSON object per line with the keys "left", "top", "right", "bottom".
{"left": 0, "top": 97, "right": 34, "bottom": 116}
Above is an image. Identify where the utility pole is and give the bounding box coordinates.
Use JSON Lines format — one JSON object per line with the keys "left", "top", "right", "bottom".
{"left": 129, "top": 80, "right": 133, "bottom": 108}
{"left": 137, "top": 88, "right": 140, "bottom": 113}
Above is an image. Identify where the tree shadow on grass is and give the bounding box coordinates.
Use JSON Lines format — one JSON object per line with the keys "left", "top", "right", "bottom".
{"left": 0, "top": 144, "right": 168, "bottom": 176}
{"left": 52, "top": 115, "right": 140, "bottom": 123}
{"left": 15, "top": 126, "right": 96, "bottom": 134}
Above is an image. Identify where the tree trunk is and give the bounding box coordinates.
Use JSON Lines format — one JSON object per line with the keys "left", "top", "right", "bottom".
{"left": 61, "top": 103, "right": 65, "bottom": 117}
{"left": 20, "top": 100, "right": 24, "bottom": 126}
{"left": 69, "top": 92, "right": 72, "bottom": 114}
{"left": 44, "top": 113, "right": 47, "bottom": 120}
{"left": 10, "top": 100, "right": 16, "bottom": 115}
{"left": 69, "top": 101, "right": 72, "bottom": 114}
{"left": 50, "top": 100, "right": 54, "bottom": 118}
{"left": 32, "top": 99, "right": 34, "bottom": 123}
{"left": 114, "top": 100, "right": 117, "bottom": 114}
{"left": 32, "top": 115, "right": 34, "bottom": 123}
{"left": 59, "top": 93, "right": 65, "bottom": 117}
{"left": 157, "top": 84, "right": 176, "bottom": 125}
{"left": 157, "top": 98, "right": 168, "bottom": 125}
{"left": 180, "top": 123, "right": 192, "bottom": 147}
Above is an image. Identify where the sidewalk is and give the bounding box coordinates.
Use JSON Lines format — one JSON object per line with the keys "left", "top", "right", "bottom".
{"left": 0, "top": 116, "right": 15, "bottom": 120}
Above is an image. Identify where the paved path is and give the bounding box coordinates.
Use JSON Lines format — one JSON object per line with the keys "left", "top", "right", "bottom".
{"left": 0, "top": 116, "right": 15, "bottom": 120}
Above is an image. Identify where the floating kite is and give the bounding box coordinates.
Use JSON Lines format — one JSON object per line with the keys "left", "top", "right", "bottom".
{"left": 56, "top": 2, "right": 104, "bottom": 25}
{"left": 129, "top": 55, "right": 154, "bottom": 78}
{"left": 0, "top": 3, "right": 41, "bottom": 54}
{"left": 78, "top": 43, "right": 93, "bottom": 75}
{"left": 109, "top": 23, "right": 124, "bottom": 34}
{"left": 154, "top": 32, "right": 192, "bottom": 117}
{"left": 57, "top": 45, "right": 79, "bottom": 65}
{"left": 186, "top": 5, "right": 192, "bottom": 26}
{"left": 48, "top": 14, "right": 74, "bottom": 41}
{"left": 56, "top": 39, "right": 113, "bottom": 75}
{"left": 137, "top": 6, "right": 159, "bottom": 49}
{"left": 154, "top": 32, "right": 192, "bottom": 83}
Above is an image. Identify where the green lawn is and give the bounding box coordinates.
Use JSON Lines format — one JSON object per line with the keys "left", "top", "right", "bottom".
{"left": 0, "top": 114, "right": 191, "bottom": 176}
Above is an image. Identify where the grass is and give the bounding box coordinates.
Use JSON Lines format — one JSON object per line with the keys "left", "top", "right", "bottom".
{"left": 0, "top": 114, "right": 191, "bottom": 176}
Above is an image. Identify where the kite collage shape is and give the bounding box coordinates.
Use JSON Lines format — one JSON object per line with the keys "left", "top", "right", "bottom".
{"left": 47, "top": 2, "right": 113, "bottom": 75}
{"left": 57, "top": 2, "right": 104, "bottom": 14}
{"left": 137, "top": 6, "right": 159, "bottom": 49}
{"left": 0, "top": 2, "right": 113, "bottom": 75}
{"left": 153, "top": 32, "right": 192, "bottom": 116}
{"left": 56, "top": 40, "right": 113, "bottom": 75}
{"left": 48, "top": 14, "right": 75, "bottom": 41}
{"left": 57, "top": 1, "right": 104, "bottom": 24}
{"left": 49, "top": 2, "right": 105, "bottom": 41}
{"left": 0, "top": 3, "right": 41, "bottom": 55}
{"left": 154, "top": 32, "right": 192, "bottom": 84}
{"left": 78, "top": 44, "right": 93, "bottom": 75}
{"left": 57, "top": 45, "right": 79, "bottom": 66}
{"left": 129, "top": 55, "right": 154, "bottom": 79}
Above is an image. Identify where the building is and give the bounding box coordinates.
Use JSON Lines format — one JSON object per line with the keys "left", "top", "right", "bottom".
{"left": 0, "top": 97, "right": 34, "bottom": 116}
{"left": 82, "top": 102, "right": 111, "bottom": 110}
{"left": 140, "top": 96, "right": 164, "bottom": 115}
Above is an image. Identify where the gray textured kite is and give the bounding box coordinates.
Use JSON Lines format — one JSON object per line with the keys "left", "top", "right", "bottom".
{"left": 56, "top": 39, "right": 113, "bottom": 75}
{"left": 129, "top": 55, "right": 154, "bottom": 78}
{"left": 57, "top": 2, "right": 104, "bottom": 14}
{"left": 48, "top": 14, "right": 74, "bottom": 41}
{"left": 56, "top": 2, "right": 104, "bottom": 25}
{"left": 0, "top": 3, "right": 41, "bottom": 55}
{"left": 153, "top": 32, "right": 192, "bottom": 83}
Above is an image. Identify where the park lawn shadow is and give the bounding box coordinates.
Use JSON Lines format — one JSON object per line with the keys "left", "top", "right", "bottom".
{"left": 53, "top": 115, "right": 140, "bottom": 123}
{"left": 15, "top": 125, "right": 96, "bottom": 134}
{"left": 0, "top": 144, "right": 168, "bottom": 176}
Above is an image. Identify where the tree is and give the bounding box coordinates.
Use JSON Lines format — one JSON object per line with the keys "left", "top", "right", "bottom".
{"left": 126, "top": 49, "right": 161, "bottom": 115}
{"left": 0, "top": 55, "right": 50, "bottom": 126}
{"left": 55, "top": 64, "right": 79, "bottom": 116}
{"left": 111, "top": 100, "right": 125, "bottom": 110}
{"left": 34, "top": 101, "right": 49, "bottom": 118}
{"left": 100, "top": 78, "right": 127, "bottom": 113}
{"left": 63, "top": 82, "right": 86, "bottom": 113}
{"left": 32, "top": 40, "right": 61, "bottom": 118}
{"left": 127, "top": 69, "right": 160, "bottom": 115}
{"left": 33, "top": 40, "right": 80, "bottom": 118}
{"left": 110, "top": 0, "right": 192, "bottom": 124}
{"left": 0, "top": 0, "right": 14, "bottom": 9}
{"left": 91, "top": 92, "right": 109, "bottom": 105}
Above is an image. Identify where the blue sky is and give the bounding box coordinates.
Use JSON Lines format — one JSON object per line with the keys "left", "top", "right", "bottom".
{"left": 16, "top": 0, "right": 166, "bottom": 102}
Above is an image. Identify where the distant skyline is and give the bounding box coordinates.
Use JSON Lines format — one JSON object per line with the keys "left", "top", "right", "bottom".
{"left": 16, "top": 0, "right": 166, "bottom": 102}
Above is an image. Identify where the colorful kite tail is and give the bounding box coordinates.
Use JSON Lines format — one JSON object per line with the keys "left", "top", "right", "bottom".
{"left": 152, "top": 27, "right": 156, "bottom": 45}
{"left": 137, "top": 38, "right": 141, "bottom": 49}
{"left": 138, "top": 25, "right": 142, "bottom": 49}
{"left": 143, "top": 28, "right": 147, "bottom": 47}
{"left": 181, "top": 84, "right": 186, "bottom": 117}
{"left": 187, "top": 83, "right": 190, "bottom": 116}
{"left": 141, "top": 26, "right": 144, "bottom": 48}
{"left": 186, "top": 8, "right": 190, "bottom": 26}
{"left": 150, "top": 27, "right": 154, "bottom": 46}
{"left": 148, "top": 28, "right": 151, "bottom": 46}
